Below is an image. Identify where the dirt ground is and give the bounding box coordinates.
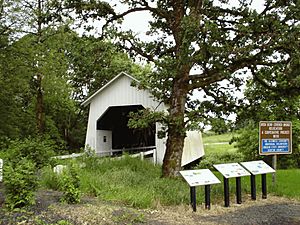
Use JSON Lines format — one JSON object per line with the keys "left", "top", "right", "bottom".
{"left": 1, "top": 185, "right": 300, "bottom": 225}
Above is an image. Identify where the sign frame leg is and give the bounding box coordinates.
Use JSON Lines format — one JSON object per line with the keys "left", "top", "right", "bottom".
{"left": 262, "top": 174, "right": 267, "bottom": 199}
{"left": 250, "top": 174, "right": 256, "bottom": 200}
{"left": 190, "top": 186, "right": 197, "bottom": 212}
{"left": 224, "top": 177, "right": 230, "bottom": 207}
{"left": 236, "top": 177, "right": 242, "bottom": 204}
{"left": 205, "top": 185, "right": 211, "bottom": 210}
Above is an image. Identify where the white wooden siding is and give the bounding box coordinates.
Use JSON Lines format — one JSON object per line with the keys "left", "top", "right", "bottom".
{"left": 84, "top": 73, "right": 167, "bottom": 163}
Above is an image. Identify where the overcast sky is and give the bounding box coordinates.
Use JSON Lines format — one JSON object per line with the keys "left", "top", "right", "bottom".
{"left": 116, "top": 0, "right": 265, "bottom": 39}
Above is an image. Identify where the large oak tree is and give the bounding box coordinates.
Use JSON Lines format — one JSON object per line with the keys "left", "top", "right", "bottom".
{"left": 69, "top": 0, "right": 299, "bottom": 177}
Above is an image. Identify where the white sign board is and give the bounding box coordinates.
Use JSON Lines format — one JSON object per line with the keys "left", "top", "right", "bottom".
{"left": 180, "top": 169, "right": 221, "bottom": 187}
{"left": 181, "top": 131, "right": 205, "bottom": 166}
{"left": 240, "top": 160, "right": 275, "bottom": 175}
{"left": 0, "top": 158, "right": 3, "bottom": 182}
{"left": 213, "top": 163, "right": 251, "bottom": 178}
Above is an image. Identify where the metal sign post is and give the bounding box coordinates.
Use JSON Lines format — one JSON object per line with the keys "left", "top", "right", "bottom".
{"left": 236, "top": 177, "right": 242, "bottom": 204}
{"left": 190, "top": 186, "right": 196, "bottom": 212}
{"left": 180, "top": 169, "right": 221, "bottom": 212}
{"left": 205, "top": 185, "right": 211, "bottom": 210}
{"left": 223, "top": 177, "right": 230, "bottom": 207}
{"left": 250, "top": 174, "right": 256, "bottom": 200}
{"left": 259, "top": 121, "right": 292, "bottom": 155}
{"left": 240, "top": 160, "right": 275, "bottom": 200}
{"left": 259, "top": 121, "right": 291, "bottom": 185}
{"left": 214, "top": 163, "right": 250, "bottom": 207}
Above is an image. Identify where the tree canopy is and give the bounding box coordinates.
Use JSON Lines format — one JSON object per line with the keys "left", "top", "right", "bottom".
{"left": 0, "top": 0, "right": 148, "bottom": 151}
{"left": 0, "top": 0, "right": 299, "bottom": 178}
{"left": 68, "top": 0, "right": 300, "bottom": 177}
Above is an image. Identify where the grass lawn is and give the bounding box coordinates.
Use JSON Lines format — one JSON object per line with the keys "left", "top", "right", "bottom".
{"left": 269, "top": 169, "right": 300, "bottom": 199}
{"left": 202, "top": 133, "right": 236, "bottom": 144}
{"left": 202, "top": 133, "right": 237, "bottom": 154}
{"left": 204, "top": 143, "right": 236, "bottom": 154}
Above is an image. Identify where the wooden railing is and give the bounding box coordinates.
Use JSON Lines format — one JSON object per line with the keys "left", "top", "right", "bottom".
{"left": 52, "top": 146, "right": 157, "bottom": 164}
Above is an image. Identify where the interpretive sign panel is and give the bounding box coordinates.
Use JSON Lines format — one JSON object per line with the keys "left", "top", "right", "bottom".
{"left": 240, "top": 160, "right": 275, "bottom": 175}
{"left": 180, "top": 169, "right": 221, "bottom": 187}
{"left": 213, "top": 163, "right": 251, "bottom": 178}
{"left": 259, "top": 121, "right": 292, "bottom": 155}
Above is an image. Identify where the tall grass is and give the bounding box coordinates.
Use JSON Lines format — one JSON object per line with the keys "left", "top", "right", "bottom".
{"left": 80, "top": 156, "right": 196, "bottom": 208}
{"left": 40, "top": 155, "right": 300, "bottom": 209}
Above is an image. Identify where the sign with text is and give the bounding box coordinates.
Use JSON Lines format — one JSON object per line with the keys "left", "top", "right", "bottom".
{"left": 213, "top": 163, "right": 251, "bottom": 178}
{"left": 259, "top": 121, "right": 292, "bottom": 155}
{"left": 240, "top": 160, "right": 275, "bottom": 175}
{"left": 180, "top": 169, "right": 221, "bottom": 187}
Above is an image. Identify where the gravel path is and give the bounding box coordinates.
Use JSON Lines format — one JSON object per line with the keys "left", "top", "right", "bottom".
{"left": 149, "top": 196, "right": 300, "bottom": 225}
{"left": 1, "top": 184, "right": 300, "bottom": 225}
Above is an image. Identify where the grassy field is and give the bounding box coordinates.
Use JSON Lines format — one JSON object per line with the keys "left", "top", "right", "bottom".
{"left": 202, "top": 133, "right": 236, "bottom": 144}
{"left": 202, "top": 133, "right": 237, "bottom": 154}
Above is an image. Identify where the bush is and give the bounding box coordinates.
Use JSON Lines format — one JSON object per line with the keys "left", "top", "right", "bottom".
{"left": 40, "top": 165, "right": 61, "bottom": 190}
{"left": 3, "top": 136, "right": 56, "bottom": 169}
{"left": 3, "top": 158, "right": 38, "bottom": 209}
{"left": 234, "top": 120, "right": 300, "bottom": 169}
{"left": 60, "top": 163, "right": 81, "bottom": 204}
{"left": 233, "top": 121, "right": 262, "bottom": 162}
{"left": 196, "top": 152, "right": 244, "bottom": 170}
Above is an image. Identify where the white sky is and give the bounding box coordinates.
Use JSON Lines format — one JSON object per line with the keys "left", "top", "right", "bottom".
{"left": 117, "top": 0, "right": 265, "bottom": 39}
{"left": 90, "top": 1, "right": 266, "bottom": 123}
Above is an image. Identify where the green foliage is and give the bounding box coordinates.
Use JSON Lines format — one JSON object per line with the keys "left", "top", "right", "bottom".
{"left": 40, "top": 166, "right": 61, "bottom": 191}
{"left": 3, "top": 137, "right": 56, "bottom": 169}
{"left": 196, "top": 152, "right": 244, "bottom": 170}
{"left": 209, "top": 118, "right": 233, "bottom": 135}
{"left": 77, "top": 155, "right": 189, "bottom": 208}
{"left": 234, "top": 121, "right": 262, "bottom": 162}
{"left": 60, "top": 163, "right": 81, "bottom": 204}
{"left": 270, "top": 169, "right": 300, "bottom": 200}
{"left": 234, "top": 120, "right": 300, "bottom": 169}
{"left": 3, "top": 158, "right": 38, "bottom": 210}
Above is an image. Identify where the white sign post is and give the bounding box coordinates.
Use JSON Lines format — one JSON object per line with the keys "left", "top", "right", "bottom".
{"left": 180, "top": 169, "right": 221, "bottom": 212}
{"left": 0, "top": 159, "right": 3, "bottom": 182}
{"left": 213, "top": 163, "right": 251, "bottom": 207}
{"left": 241, "top": 160, "right": 275, "bottom": 200}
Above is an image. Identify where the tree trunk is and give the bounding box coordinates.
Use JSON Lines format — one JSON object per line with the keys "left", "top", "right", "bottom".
{"left": 36, "top": 0, "right": 45, "bottom": 134}
{"left": 162, "top": 78, "right": 188, "bottom": 177}
{"left": 36, "top": 73, "right": 45, "bottom": 134}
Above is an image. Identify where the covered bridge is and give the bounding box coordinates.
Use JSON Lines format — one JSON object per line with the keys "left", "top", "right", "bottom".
{"left": 82, "top": 72, "right": 204, "bottom": 165}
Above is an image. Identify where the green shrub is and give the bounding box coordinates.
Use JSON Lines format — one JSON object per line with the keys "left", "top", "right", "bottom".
{"left": 3, "top": 137, "right": 56, "bottom": 169}
{"left": 233, "top": 121, "right": 262, "bottom": 162}
{"left": 196, "top": 151, "right": 244, "bottom": 170}
{"left": 40, "top": 165, "right": 61, "bottom": 190}
{"left": 234, "top": 120, "right": 300, "bottom": 169}
{"left": 60, "top": 163, "right": 81, "bottom": 204}
{"left": 3, "top": 158, "right": 38, "bottom": 209}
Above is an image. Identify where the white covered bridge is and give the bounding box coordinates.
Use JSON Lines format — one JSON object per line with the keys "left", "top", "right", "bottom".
{"left": 82, "top": 72, "right": 204, "bottom": 165}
